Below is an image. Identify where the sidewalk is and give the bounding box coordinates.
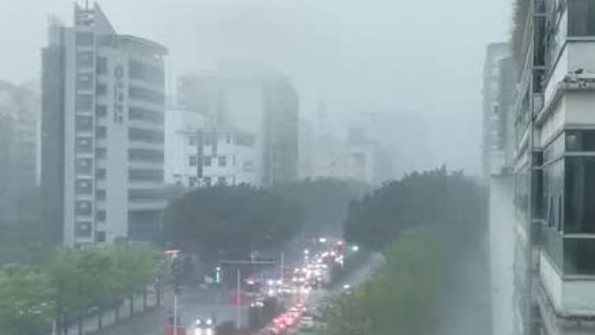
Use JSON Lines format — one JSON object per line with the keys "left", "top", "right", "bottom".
{"left": 56, "top": 292, "right": 160, "bottom": 335}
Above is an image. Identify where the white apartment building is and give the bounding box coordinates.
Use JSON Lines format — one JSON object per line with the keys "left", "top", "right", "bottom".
{"left": 41, "top": 3, "right": 167, "bottom": 246}
{"left": 165, "top": 109, "right": 259, "bottom": 187}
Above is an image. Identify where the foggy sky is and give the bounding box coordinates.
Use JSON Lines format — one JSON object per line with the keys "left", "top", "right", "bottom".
{"left": 0, "top": 0, "right": 511, "bottom": 176}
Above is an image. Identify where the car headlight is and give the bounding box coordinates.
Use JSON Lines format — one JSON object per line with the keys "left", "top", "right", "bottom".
{"left": 206, "top": 318, "right": 213, "bottom": 326}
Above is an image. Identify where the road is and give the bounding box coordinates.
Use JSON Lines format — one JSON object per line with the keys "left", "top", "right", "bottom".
{"left": 91, "top": 253, "right": 383, "bottom": 335}
{"left": 93, "top": 286, "right": 247, "bottom": 335}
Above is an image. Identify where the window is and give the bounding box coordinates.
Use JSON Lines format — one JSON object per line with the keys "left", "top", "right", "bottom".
{"left": 96, "top": 189, "right": 106, "bottom": 201}
{"left": 76, "top": 158, "right": 92, "bottom": 175}
{"left": 129, "top": 86, "right": 164, "bottom": 104}
{"left": 96, "top": 104, "right": 107, "bottom": 118}
{"left": 75, "top": 200, "right": 92, "bottom": 216}
{"left": 76, "top": 73, "right": 93, "bottom": 90}
{"left": 129, "top": 107, "right": 164, "bottom": 124}
{"left": 76, "top": 32, "right": 94, "bottom": 46}
{"left": 75, "top": 221, "right": 92, "bottom": 238}
{"left": 568, "top": 0, "right": 595, "bottom": 36}
{"left": 96, "top": 168, "right": 106, "bottom": 180}
{"left": 218, "top": 177, "right": 226, "bottom": 185}
{"left": 96, "top": 57, "right": 108, "bottom": 74}
{"left": 76, "top": 179, "right": 92, "bottom": 194}
{"left": 129, "top": 169, "right": 164, "bottom": 182}
{"left": 204, "top": 156, "right": 212, "bottom": 167}
{"left": 96, "top": 210, "right": 106, "bottom": 222}
{"left": 128, "top": 60, "right": 164, "bottom": 85}
{"left": 189, "top": 136, "right": 198, "bottom": 146}
{"left": 76, "top": 94, "right": 93, "bottom": 111}
{"left": 95, "top": 231, "right": 106, "bottom": 243}
{"left": 129, "top": 127, "right": 164, "bottom": 143}
{"left": 203, "top": 177, "right": 211, "bottom": 187}
{"left": 129, "top": 149, "right": 164, "bottom": 163}
{"left": 76, "top": 115, "right": 93, "bottom": 131}
{"left": 96, "top": 147, "right": 107, "bottom": 159}
{"left": 219, "top": 156, "right": 227, "bottom": 167}
{"left": 565, "top": 157, "right": 595, "bottom": 233}
{"left": 189, "top": 155, "right": 198, "bottom": 166}
{"left": 76, "top": 51, "right": 94, "bottom": 68}
{"left": 96, "top": 83, "right": 107, "bottom": 96}
{"left": 76, "top": 137, "right": 93, "bottom": 153}
{"left": 564, "top": 238, "right": 595, "bottom": 275}
{"left": 96, "top": 126, "right": 107, "bottom": 138}
{"left": 566, "top": 130, "right": 595, "bottom": 152}
{"left": 235, "top": 132, "right": 255, "bottom": 147}
{"left": 128, "top": 189, "right": 163, "bottom": 202}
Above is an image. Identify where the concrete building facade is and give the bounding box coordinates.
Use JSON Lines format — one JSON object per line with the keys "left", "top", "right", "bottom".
{"left": 41, "top": 3, "right": 167, "bottom": 247}
{"left": 505, "top": 0, "right": 595, "bottom": 334}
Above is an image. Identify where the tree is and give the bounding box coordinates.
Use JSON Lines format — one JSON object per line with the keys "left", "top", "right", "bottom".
{"left": 0, "top": 264, "right": 55, "bottom": 335}
{"left": 163, "top": 185, "right": 304, "bottom": 261}
{"left": 344, "top": 167, "right": 487, "bottom": 251}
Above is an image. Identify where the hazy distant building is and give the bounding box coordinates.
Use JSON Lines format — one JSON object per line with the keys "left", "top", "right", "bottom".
{"left": 482, "top": 42, "right": 512, "bottom": 178}
{"left": 0, "top": 81, "right": 40, "bottom": 225}
{"left": 165, "top": 109, "right": 259, "bottom": 187}
{"left": 178, "top": 64, "right": 298, "bottom": 186}
{"left": 41, "top": 3, "right": 167, "bottom": 247}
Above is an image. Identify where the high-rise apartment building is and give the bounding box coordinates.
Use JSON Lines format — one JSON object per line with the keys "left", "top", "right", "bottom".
{"left": 506, "top": 0, "right": 595, "bottom": 334}
{"left": 178, "top": 64, "right": 299, "bottom": 186}
{"left": 41, "top": 3, "right": 167, "bottom": 246}
{"left": 0, "top": 81, "right": 40, "bottom": 225}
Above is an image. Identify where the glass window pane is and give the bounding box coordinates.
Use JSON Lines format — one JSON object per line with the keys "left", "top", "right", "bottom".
{"left": 564, "top": 238, "right": 595, "bottom": 275}
{"left": 565, "top": 157, "right": 595, "bottom": 233}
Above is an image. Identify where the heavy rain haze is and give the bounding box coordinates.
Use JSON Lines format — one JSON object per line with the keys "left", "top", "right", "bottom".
{"left": 1, "top": 0, "right": 510, "bottom": 175}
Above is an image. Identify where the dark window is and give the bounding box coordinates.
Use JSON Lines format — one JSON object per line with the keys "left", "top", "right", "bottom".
{"left": 129, "top": 169, "right": 164, "bottom": 182}
{"left": 76, "top": 51, "right": 94, "bottom": 68}
{"left": 566, "top": 130, "right": 595, "bottom": 151}
{"left": 219, "top": 156, "right": 227, "bottom": 167}
{"left": 129, "top": 86, "right": 164, "bottom": 104}
{"left": 218, "top": 177, "right": 226, "bottom": 185}
{"left": 204, "top": 156, "right": 212, "bottom": 167}
{"left": 76, "top": 137, "right": 93, "bottom": 153}
{"left": 568, "top": 0, "right": 595, "bottom": 36}
{"left": 96, "top": 57, "right": 108, "bottom": 74}
{"left": 128, "top": 189, "right": 163, "bottom": 202}
{"left": 76, "top": 115, "right": 93, "bottom": 131}
{"left": 564, "top": 238, "right": 595, "bottom": 275}
{"left": 203, "top": 177, "right": 211, "bottom": 187}
{"left": 128, "top": 60, "right": 164, "bottom": 85}
{"left": 129, "top": 107, "right": 164, "bottom": 124}
{"left": 75, "top": 200, "right": 92, "bottom": 216}
{"left": 96, "top": 168, "right": 106, "bottom": 180}
{"left": 76, "top": 158, "right": 93, "bottom": 175}
{"left": 189, "top": 155, "right": 198, "bottom": 166}
{"left": 96, "top": 104, "right": 107, "bottom": 118}
{"left": 565, "top": 157, "right": 595, "bottom": 233}
{"left": 95, "top": 231, "right": 106, "bottom": 243}
{"left": 76, "top": 179, "right": 92, "bottom": 194}
{"left": 128, "top": 149, "right": 164, "bottom": 163}
{"left": 129, "top": 127, "right": 164, "bottom": 143}
{"left": 96, "top": 189, "right": 106, "bottom": 201}
{"left": 96, "top": 147, "right": 107, "bottom": 159}
{"left": 75, "top": 221, "right": 92, "bottom": 238}
{"left": 96, "top": 83, "right": 107, "bottom": 96}
{"left": 96, "top": 126, "right": 107, "bottom": 138}
{"left": 76, "top": 32, "right": 94, "bottom": 46}
{"left": 96, "top": 210, "right": 106, "bottom": 222}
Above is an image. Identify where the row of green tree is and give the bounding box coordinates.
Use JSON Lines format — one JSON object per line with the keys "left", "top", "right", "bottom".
{"left": 0, "top": 244, "right": 165, "bottom": 335}
{"left": 321, "top": 167, "right": 490, "bottom": 335}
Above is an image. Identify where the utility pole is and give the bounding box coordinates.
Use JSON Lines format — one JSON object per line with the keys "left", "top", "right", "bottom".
{"left": 236, "top": 269, "right": 241, "bottom": 329}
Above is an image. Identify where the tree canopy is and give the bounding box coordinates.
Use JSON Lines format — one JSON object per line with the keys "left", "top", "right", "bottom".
{"left": 163, "top": 185, "right": 304, "bottom": 261}
{"left": 344, "top": 167, "right": 487, "bottom": 251}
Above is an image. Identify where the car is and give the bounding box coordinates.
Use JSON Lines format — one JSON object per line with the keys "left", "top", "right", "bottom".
{"left": 194, "top": 317, "right": 215, "bottom": 329}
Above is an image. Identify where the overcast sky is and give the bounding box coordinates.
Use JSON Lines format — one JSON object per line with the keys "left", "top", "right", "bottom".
{"left": 0, "top": 0, "right": 512, "bottom": 176}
